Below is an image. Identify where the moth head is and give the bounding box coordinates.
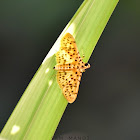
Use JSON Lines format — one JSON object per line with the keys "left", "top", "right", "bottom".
{"left": 84, "top": 63, "right": 90, "bottom": 69}
{"left": 81, "top": 63, "right": 90, "bottom": 72}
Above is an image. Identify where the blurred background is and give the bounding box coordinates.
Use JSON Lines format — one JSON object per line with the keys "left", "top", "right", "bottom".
{"left": 0, "top": 0, "right": 140, "bottom": 140}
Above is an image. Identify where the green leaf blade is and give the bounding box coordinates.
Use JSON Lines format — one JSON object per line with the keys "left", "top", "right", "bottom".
{"left": 1, "top": 0, "right": 119, "bottom": 139}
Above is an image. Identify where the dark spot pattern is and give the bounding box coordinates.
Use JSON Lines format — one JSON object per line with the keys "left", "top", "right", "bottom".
{"left": 54, "top": 33, "right": 90, "bottom": 103}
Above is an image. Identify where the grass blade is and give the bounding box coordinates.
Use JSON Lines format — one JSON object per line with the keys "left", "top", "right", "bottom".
{"left": 1, "top": 0, "right": 119, "bottom": 139}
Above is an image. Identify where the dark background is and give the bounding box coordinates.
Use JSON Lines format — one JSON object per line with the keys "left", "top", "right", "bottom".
{"left": 0, "top": 0, "right": 140, "bottom": 140}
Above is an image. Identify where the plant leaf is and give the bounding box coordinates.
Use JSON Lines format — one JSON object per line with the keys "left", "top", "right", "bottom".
{"left": 1, "top": 0, "right": 119, "bottom": 139}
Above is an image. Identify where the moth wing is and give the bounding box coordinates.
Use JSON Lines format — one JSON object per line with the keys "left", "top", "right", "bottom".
{"left": 57, "top": 70, "right": 82, "bottom": 103}
{"left": 56, "top": 33, "right": 80, "bottom": 65}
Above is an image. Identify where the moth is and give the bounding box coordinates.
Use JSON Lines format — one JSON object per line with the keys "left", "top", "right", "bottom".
{"left": 53, "top": 33, "right": 90, "bottom": 103}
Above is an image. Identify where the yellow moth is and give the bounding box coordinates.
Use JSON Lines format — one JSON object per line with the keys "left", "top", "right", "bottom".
{"left": 54, "top": 33, "right": 90, "bottom": 103}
